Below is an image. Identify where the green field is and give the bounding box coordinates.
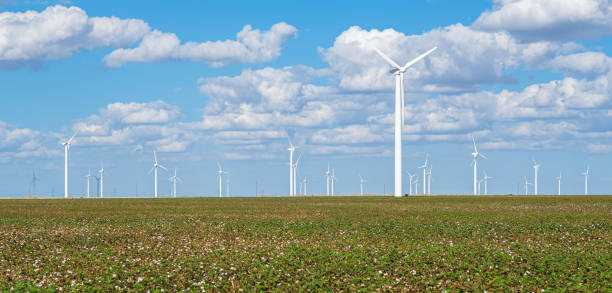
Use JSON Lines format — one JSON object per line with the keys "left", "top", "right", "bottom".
{"left": 0, "top": 196, "right": 610, "bottom": 291}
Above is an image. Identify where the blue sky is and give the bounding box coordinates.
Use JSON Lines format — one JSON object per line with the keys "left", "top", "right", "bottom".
{"left": 0, "top": 0, "right": 611, "bottom": 197}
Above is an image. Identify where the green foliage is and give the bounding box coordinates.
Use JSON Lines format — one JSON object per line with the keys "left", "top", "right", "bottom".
{"left": 0, "top": 196, "right": 610, "bottom": 291}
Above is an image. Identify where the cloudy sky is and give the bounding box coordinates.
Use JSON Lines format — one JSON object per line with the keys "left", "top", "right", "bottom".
{"left": 1, "top": 0, "right": 611, "bottom": 197}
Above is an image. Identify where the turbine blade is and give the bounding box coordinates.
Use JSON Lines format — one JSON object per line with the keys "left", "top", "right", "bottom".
{"left": 159, "top": 164, "right": 168, "bottom": 171}
{"left": 154, "top": 151, "right": 158, "bottom": 164}
{"left": 401, "top": 46, "right": 437, "bottom": 71}
{"left": 373, "top": 47, "right": 401, "bottom": 69}
{"left": 472, "top": 136, "right": 478, "bottom": 152}
{"left": 479, "top": 153, "right": 488, "bottom": 159}
{"left": 67, "top": 131, "right": 78, "bottom": 145}
{"left": 217, "top": 161, "right": 222, "bottom": 171}
{"left": 147, "top": 167, "right": 154, "bottom": 175}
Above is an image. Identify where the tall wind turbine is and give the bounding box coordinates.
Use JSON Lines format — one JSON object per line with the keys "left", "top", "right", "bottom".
{"left": 148, "top": 151, "right": 167, "bottom": 198}
{"left": 98, "top": 161, "right": 104, "bottom": 198}
{"left": 483, "top": 171, "right": 493, "bottom": 195}
{"left": 418, "top": 154, "right": 429, "bottom": 195}
{"left": 287, "top": 138, "right": 297, "bottom": 196}
{"left": 556, "top": 171, "right": 562, "bottom": 195}
{"left": 325, "top": 163, "right": 331, "bottom": 196}
{"left": 583, "top": 165, "right": 590, "bottom": 195}
{"left": 169, "top": 168, "right": 181, "bottom": 197}
{"left": 60, "top": 132, "right": 77, "bottom": 198}
{"left": 532, "top": 159, "right": 540, "bottom": 195}
{"left": 85, "top": 169, "right": 91, "bottom": 198}
{"left": 217, "top": 162, "right": 228, "bottom": 197}
{"left": 359, "top": 174, "right": 367, "bottom": 196}
{"left": 407, "top": 173, "right": 415, "bottom": 195}
{"left": 471, "top": 137, "right": 487, "bottom": 195}
{"left": 373, "top": 46, "right": 437, "bottom": 198}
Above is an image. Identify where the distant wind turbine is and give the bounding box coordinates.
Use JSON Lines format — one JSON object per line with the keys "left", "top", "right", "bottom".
{"left": 359, "top": 174, "right": 367, "bottom": 196}
{"left": 216, "top": 162, "right": 228, "bottom": 197}
{"left": 293, "top": 152, "right": 303, "bottom": 196}
{"left": 523, "top": 176, "right": 532, "bottom": 195}
{"left": 418, "top": 154, "right": 429, "bottom": 195}
{"left": 226, "top": 177, "right": 230, "bottom": 197}
{"left": 325, "top": 163, "right": 331, "bottom": 196}
{"left": 168, "top": 168, "right": 182, "bottom": 197}
{"left": 471, "top": 137, "right": 487, "bottom": 195}
{"left": 30, "top": 171, "right": 40, "bottom": 197}
{"left": 301, "top": 176, "right": 308, "bottom": 195}
{"left": 98, "top": 161, "right": 104, "bottom": 198}
{"left": 372, "top": 46, "right": 437, "bottom": 197}
{"left": 331, "top": 169, "right": 336, "bottom": 196}
{"left": 483, "top": 170, "right": 493, "bottom": 195}
{"left": 407, "top": 173, "right": 415, "bottom": 195}
{"left": 287, "top": 138, "right": 297, "bottom": 196}
{"left": 583, "top": 165, "right": 590, "bottom": 195}
{"left": 60, "top": 132, "right": 77, "bottom": 198}
{"left": 532, "top": 159, "right": 540, "bottom": 195}
{"left": 556, "top": 171, "right": 562, "bottom": 196}
{"left": 148, "top": 151, "right": 167, "bottom": 198}
{"left": 85, "top": 169, "right": 91, "bottom": 198}
{"left": 427, "top": 166, "right": 432, "bottom": 195}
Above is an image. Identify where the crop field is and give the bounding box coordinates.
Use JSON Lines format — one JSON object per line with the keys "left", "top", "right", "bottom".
{"left": 0, "top": 196, "right": 610, "bottom": 291}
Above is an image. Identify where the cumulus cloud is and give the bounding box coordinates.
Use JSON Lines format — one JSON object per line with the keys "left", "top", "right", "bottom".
{"left": 473, "top": 0, "right": 612, "bottom": 41}
{"left": 104, "top": 22, "right": 297, "bottom": 67}
{"left": 0, "top": 121, "right": 60, "bottom": 162}
{"left": 0, "top": 5, "right": 149, "bottom": 69}
{"left": 320, "top": 24, "right": 574, "bottom": 93}
{"left": 546, "top": 51, "right": 612, "bottom": 78}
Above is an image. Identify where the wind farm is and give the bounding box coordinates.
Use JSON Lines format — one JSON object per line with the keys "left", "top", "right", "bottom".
{"left": 0, "top": 0, "right": 610, "bottom": 291}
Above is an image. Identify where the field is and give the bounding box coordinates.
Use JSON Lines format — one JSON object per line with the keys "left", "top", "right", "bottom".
{"left": 0, "top": 196, "right": 610, "bottom": 291}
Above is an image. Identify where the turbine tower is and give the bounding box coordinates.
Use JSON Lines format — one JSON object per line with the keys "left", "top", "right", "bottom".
{"left": 148, "top": 151, "right": 167, "bottom": 198}
{"left": 98, "top": 161, "right": 104, "bottom": 198}
{"left": 532, "top": 159, "right": 540, "bottom": 195}
{"left": 217, "top": 162, "right": 228, "bottom": 197}
{"left": 427, "top": 166, "right": 432, "bottom": 195}
{"left": 293, "top": 152, "right": 302, "bottom": 196}
{"left": 169, "top": 168, "right": 181, "bottom": 197}
{"left": 331, "top": 169, "right": 336, "bottom": 196}
{"left": 85, "top": 169, "right": 91, "bottom": 198}
{"left": 523, "top": 176, "right": 532, "bottom": 195}
{"left": 418, "top": 154, "right": 428, "bottom": 195}
{"left": 60, "top": 132, "right": 77, "bottom": 198}
{"left": 583, "top": 165, "right": 590, "bottom": 195}
{"left": 373, "top": 46, "right": 437, "bottom": 198}
{"left": 556, "top": 171, "right": 562, "bottom": 196}
{"left": 30, "top": 171, "right": 40, "bottom": 197}
{"left": 226, "top": 177, "right": 230, "bottom": 197}
{"left": 483, "top": 170, "right": 493, "bottom": 195}
{"left": 359, "top": 174, "right": 367, "bottom": 196}
{"left": 301, "top": 176, "right": 308, "bottom": 195}
{"left": 287, "top": 138, "right": 297, "bottom": 196}
{"left": 471, "top": 137, "right": 487, "bottom": 195}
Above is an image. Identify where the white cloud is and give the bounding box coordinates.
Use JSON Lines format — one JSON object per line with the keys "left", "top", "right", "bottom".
{"left": 473, "top": 0, "right": 612, "bottom": 41}
{"left": 0, "top": 5, "right": 149, "bottom": 69}
{"left": 546, "top": 51, "right": 612, "bottom": 78}
{"left": 104, "top": 22, "right": 297, "bottom": 67}
{"left": 0, "top": 121, "right": 60, "bottom": 162}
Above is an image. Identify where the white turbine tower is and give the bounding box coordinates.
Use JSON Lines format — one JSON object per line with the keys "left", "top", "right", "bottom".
{"left": 98, "top": 161, "right": 104, "bottom": 198}
{"left": 293, "top": 152, "right": 303, "bottom": 196}
{"left": 325, "top": 163, "right": 331, "bottom": 196}
{"left": 60, "top": 132, "right": 77, "bottom": 198}
{"left": 418, "top": 154, "right": 428, "bottom": 195}
{"left": 301, "top": 176, "right": 308, "bottom": 195}
{"left": 556, "top": 171, "right": 562, "bottom": 196}
{"left": 532, "top": 159, "right": 540, "bottom": 195}
{"left": 523, "top": 176, "right": 532, "bottom": 195}
{"left": 471, "top": 137, "right": 487, "bottom": 195}
{"left": 148, "top": 151, "right": 167, "bottom": 198}
{"left": 287, "top": 138, "right": 298, "bottom": 196}
{"left": 85, "top": 169, "right": 91, "bottom": 198}
{"left": 331, "top": 169, "right": 336, "bottom": 196}
{"left": 583, "top": 165, "right": 590, "bottom": 195}
{"left": 226, "top": 177, "right": 230, "bottom": 197}
{"left": 359, "top": 174, "right": 367, "bottom": 196}
{"left": 483, "top": 171, "right": 493, "bottom": 195}
{"left": 217, "top": 162, "right": 228, "bottom": 197}
{"left": 169, "top": 168, "right": 181, "bottom": 197}
{"left": 427, "top": 166, "right": 432, "bottom": 195}
{"left": 373, "top": 46, "right": 437, "bottom": 198}
{"left": 477, "top": 179, "right": 483, "bottom": 195}
{"left": 407, "top": 173, "right": 415, "bottom": 195}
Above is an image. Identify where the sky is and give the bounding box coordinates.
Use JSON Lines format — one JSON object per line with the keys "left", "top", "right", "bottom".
{"left": 1, "top": 0, "right": 611, "bottom": 197}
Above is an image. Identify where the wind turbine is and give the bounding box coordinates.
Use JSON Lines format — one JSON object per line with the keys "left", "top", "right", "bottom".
{"left": 583, "top": 165, "right": 590, "bottom": 195}
{"left": 413, "top": 176, "right": 419, "bottom": 196}
{"left": 556, "top": 171, "right": 562, "bottom": 195}
{"left": 532, "top": 159, "right": 540, "bottom": 195}
{"left": 331, "top": 169, "right": 336, "bottom": 196}
{"left": 30, "top": 171, "right": 40, "bottom": 197}
{"left": 98, "top": 161, "right": 104, "bottom": 198}
{"left": 85, "top": 169, "right": 91, "bottom": 198}
{"left": 226, "top": 177, "right": 230, "bottom": 197}
{"left": 301, "top": 176, "right": 308, "bottom": 195}
{"left": 407, "top": 173, "right": 415, "bottom": 195}
{"left": 523, "top": 176, "right": 532, "bottom": 195}
{"left": 217, "top": 162, "right": 228, "bottom": 197}
{"left": 168, "top": 168, "right": 182, "bottom": 197}
{"left": 359, "top": 174, "right": 367, "bottom": 196}
{"left": 471, "top": 137, "right": 487, "bottom": 195}
{"left": 60, "top": 132, "right": 77, "bottom": 198}
{"left": 477, "top": 179, "right": 484, "bottom": 195}
{"left": 373, "top": 46, "right": 437, "bottom": 198}
{"left": 148, "top": 151, "right": 167, "bottom": 198}
{"left": 287, "top": 138, "right": 297, "bottom": 196}
{"left": 418, "top": 154, "right": 429, "bottom": 195}
{"left": 483, "top": 170, "right": 493, "bottom": 195}
{"left": 325, "top": 163, "right": 331, "bottom": 196}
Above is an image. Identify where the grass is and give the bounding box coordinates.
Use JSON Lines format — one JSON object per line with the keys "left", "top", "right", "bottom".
{"left": 0, "top": 196, "right": 610, "bottom": 291}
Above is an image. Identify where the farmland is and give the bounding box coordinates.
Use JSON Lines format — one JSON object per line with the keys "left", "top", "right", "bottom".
{"left": 0, "top": 196, "right": 610, "bottom": 291}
